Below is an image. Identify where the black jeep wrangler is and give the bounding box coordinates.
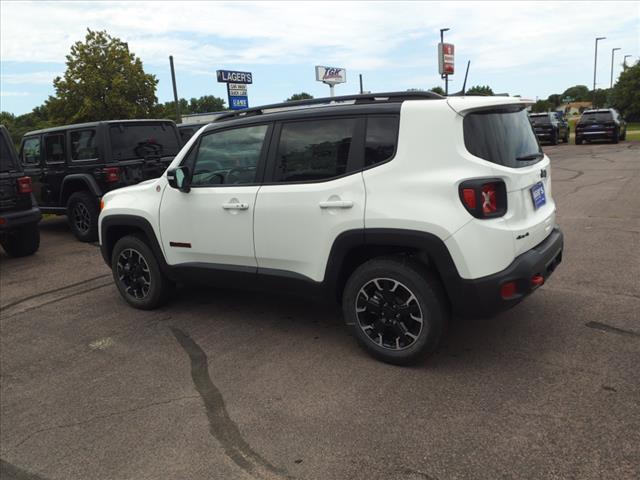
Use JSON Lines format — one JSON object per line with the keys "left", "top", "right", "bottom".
{"left": 0, "top": 125, "right": 41, "bottom": 257}
{"left": 20, "top": 120, "right": 181, "bottom": 242}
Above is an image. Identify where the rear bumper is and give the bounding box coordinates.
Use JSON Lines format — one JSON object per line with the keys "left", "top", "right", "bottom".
{"left": 0, "top": 206, "right": 41, "bottom": 231}
{"left": 451, "top": 227, "right": 564, "bottom": 317}
{"left": 576, "top": 130, "right": 616, "bottom": 140}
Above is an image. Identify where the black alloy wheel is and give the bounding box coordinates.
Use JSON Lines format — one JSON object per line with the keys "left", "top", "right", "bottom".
{"left": 355, "top": 278, "right": 424, "bottom": 351}
{"left": 116, "top": 248, "right": 152, "bottom": 300}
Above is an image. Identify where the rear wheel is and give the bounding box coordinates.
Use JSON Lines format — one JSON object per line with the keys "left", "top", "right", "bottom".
{"left": 550, "top": 130, "right": 558, "bottom": 145}
{"left": 612, "top": 129, "right": 620, "bottom": 144}
{"left": 564, "top": 128, "right": 569, "bottom": 143}
{"left": 111, "top": 234, "right": 172, "bottom": 310}
{"left": 0, "top": 223, "right": 40, "bottom": 257}
{"left": 342, "top": 257, "right": 448, "bottom": 365}
{"left": 575, "top": 136, "right": 583, "bottom": 145}
{"left": 67, "top": 191, "right": 99, "bottom": 242}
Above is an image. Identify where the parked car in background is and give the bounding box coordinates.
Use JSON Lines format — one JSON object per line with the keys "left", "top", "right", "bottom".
{"left": 529, "top": 112, "right": 569, "bottom": 145}
{"left": 575, "top": 108, "right": 627, "bottom": 144}
{"left": 178, "top": 122, "right": 209, "bottom": 145}
{"left": 0, "top": 125, "right": 41, "bottom": 257}
{"left": 20, "top": 120, "right": 181, "bottom": 242}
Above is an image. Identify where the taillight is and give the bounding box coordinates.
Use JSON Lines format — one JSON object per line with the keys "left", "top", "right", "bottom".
{"left": 17, "top": 176, "right": 32, "bottom": 194}
{"left": 459, "top": 179, "right": 507, "bottom": 219}
{"left": 103, "top": 167, "right": 120, "bottom": 183}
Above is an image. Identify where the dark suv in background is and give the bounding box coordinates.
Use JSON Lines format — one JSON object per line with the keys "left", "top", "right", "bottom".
{"left": 529, "top": 112, "right": 569, "bottom": 145}
{"left": 0, "top": 125, "right": 41, "bottom": 257}
{"left": 20, "top": 120, "right": 181, "bottom": 242}
{"left": 575, "top": 108, "right": 627, "bottom": 144}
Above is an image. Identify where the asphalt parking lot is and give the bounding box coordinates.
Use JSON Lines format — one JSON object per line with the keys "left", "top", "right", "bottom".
{"left": 1, "top": 141, "right": 639, "bottom": 480}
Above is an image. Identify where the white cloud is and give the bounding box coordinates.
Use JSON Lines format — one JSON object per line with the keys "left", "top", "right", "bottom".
{"left": 0, "top": 91, "right": 30, "bottom": 97}
{"left": 1, "top": 71, "right": 61, "bottom": 85}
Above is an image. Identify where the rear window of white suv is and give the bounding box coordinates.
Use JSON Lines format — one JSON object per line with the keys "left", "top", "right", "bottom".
{"left": 464, "top": 107, "right": 542, "bottom": 168}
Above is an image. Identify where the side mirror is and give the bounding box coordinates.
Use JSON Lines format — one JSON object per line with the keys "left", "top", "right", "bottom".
{"left": 167, "top": 166, "right": 191, "bottom": 193}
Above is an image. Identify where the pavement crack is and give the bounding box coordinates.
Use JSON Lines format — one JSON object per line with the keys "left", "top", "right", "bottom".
{"left": 170, "top": 327, "right": 292, "bottom": 480}
{"left": 0, "top": 459, "right": 50, "bottom": 480}
{"left": 1, "top": 275, "right": 112, "bottom": 319}
{"left": 585, "top": 321, "right": 640, "bottom": 338}
{"left": 9, "top": 395, "right": 198, "bottom": 452}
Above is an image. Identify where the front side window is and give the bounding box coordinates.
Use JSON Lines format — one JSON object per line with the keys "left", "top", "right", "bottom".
{"left": 464, "top": 107, "right": 542, "bottom": 168}
{"left": 44, "top": 134, "right": 66, "bottom": 164}
{"left": 275, "top": 118, "right": 358, "bottom": 182}
{"left": 70, "top": 129, "right": 98, "bottom": 160}
{"left": 22, "top": 137, "right": 41, "bottom": 166}
{"left": 365, "top": 116, "right": 399, "bottom": 167}
{"left": 190, "top": 124, "right": 268, "bottom": 187}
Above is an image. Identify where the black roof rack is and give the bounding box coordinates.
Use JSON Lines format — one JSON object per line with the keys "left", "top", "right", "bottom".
{"left": 214, "top": 91, "right": 443, "bottom": 122}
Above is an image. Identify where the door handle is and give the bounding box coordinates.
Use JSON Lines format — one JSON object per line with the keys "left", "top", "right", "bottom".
{"left": 222, "top": 202, "right": 249, "bottom": 210}
{"left": 319, "top": 200, "right": 353, "bottom": 209}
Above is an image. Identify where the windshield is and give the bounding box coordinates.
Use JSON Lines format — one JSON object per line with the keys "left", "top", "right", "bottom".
{"left": 579, "top": 112, "right": 613, "bottom": 123}
{"left": 529, "top": 114, "right": 551, "bottom": 125}
{"left": 0, "top": 132, "right": 19, "bottom": 173}
{"left": 109, "top": 122, "right": 180, "bottom": 161}
{"left": 464, "top": 107, "right": 542, "bottom": 168}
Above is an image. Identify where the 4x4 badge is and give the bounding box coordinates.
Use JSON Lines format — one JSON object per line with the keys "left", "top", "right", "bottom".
{"left": 540, "top": 169, "right": 547, "bottom": 178}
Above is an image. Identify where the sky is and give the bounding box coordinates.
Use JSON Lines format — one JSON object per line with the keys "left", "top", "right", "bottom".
{"left": 1, "top": 0, "right": 639, "bottom": 115}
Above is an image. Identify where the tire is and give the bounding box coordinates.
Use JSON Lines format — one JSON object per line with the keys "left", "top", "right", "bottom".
{"left": 111, "top": 234, "right": 172, "bottom": 310}
{"left": 0, "top": 223, "right": 40, "bottom": 257}
{"left": 342, "top": 256, "right": 449, "bottom": 365}
{"left": 575, "top": 136, "right": 583, "bottom": 145}
{"left": 67, "top": 191, "right": 99, "bottom": 242}
{"left": 612, "top": 129, "right": 619, "bottom": 144}
{"left": 550, "top": 130, "right": 558, "bottom": 145}
{"left": 564, "top": 129, "right": 569, "bottom": 143}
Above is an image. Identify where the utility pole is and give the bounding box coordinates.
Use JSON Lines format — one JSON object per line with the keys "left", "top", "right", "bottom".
{"left": 593, "top": 37, "right": 606, "bottom": 107}
{"left": 359, "top": 74, "right": 363, "bottom": 94}
{"left": 440, "top": 28, "right": 450, "bottom": 95}
{"left": 169, "top": 56, "right": 181, "bottom": 123}
{"left": 610, "top": 47, "right": 621, "bottom": 88}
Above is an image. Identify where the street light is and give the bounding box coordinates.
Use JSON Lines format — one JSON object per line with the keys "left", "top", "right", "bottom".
{"left": 593, "top": 36, "right": 606, "bottom": 107}
{"left": 623, "top": 54, "right": 632, "bottom": 67}
{"left": 610, "top": 47, "right": 621, "bottom": 88}
{"left": 440, "top": 28, "right": 450, "bottom": 95}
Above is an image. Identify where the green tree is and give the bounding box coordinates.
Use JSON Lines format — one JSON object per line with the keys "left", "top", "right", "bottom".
{"left": 547, "top": 94, "right": 562, "bottom": 109}
{"left": 188, "top": 95, "right": 225, "bottom": 113}
{"left": 1, "top": 105, "right": 54, "bottom": 148}
{"left": 610, "top": 61, "right": 640, "bottom": 120}
{"left": 46, "top": 29, "right": 158, "bottom": 124}
{"left": 591, "top": 88, "right": 610, "bottom": 109}
{"left": 429, "top": 86, "right": 445, "bottom": 95}
{"left": 561, "top": 85, "right": 590, "bottom": 102}
{"left": 531, "top": 100, "right": 551, "bottom": 113}
{"left": 465, "top": 85, "right": 494, "bottom": 96}
{"left": 285, "top": 92, "right": 314, "bottom": 102}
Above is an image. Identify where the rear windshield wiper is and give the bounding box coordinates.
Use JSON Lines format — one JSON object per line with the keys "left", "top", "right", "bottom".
{"left": 516, "top": 153, "right": 543, "bottom": 162}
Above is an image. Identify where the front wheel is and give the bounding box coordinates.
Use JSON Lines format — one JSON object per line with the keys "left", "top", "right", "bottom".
{"left": 111, "top": 235, "right": 172, "bottom": 310}
{"left": 342, "top": 257, "right": 448, "bottom": 365}
{"left": 0, "top": 223, "right": 40, "bottom": 257}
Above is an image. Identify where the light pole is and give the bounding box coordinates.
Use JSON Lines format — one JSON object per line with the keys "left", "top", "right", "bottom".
{"left": 593, "top": 36, "right": 606, "bottom": 107}
{"left": 610, "top": 47, "right": 621, "bottom": 88}
{"left": 440, "top": 28, "right": 450, "bottom": 95}
{"left": 623, "top": 54, "right": 632, "bottom": 67}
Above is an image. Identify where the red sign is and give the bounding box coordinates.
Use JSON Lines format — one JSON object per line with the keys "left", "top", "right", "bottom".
{"left": 438, "top": 43, "right": 455, "bottom": 75}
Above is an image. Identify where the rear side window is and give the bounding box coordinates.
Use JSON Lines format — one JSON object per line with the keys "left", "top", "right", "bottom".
{"left": 109, "top": 122, "right": 180, "bottom": 161}
{"left": 464, "top": 107, "right": 542, "bottom": 168}
{"left": 1, "top": 133, "right": 18, "bottom": 172}
{"left": 44, "top": 133, "right": 66, "bottom": 164}
{"left": 275, "top": 118, "right": 358, "bottom": 182}
{"left": 70, "top": 129, "right": 98, "bottom": 160}
{"left": 365, "top": 116, "right": 399, "bottom": 167}
{"left": 22, "top": 137, "right": 41, "bottom": 165}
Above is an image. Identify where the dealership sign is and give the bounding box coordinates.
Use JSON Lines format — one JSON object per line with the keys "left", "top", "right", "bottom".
{"left": 438, "top": 43, "right": 454, "bottom": 75}
{"left": 217, "top": 70, "right": 252, "bottom": 110}
{"left": 315, "top": 66, "right": 347, "bottom": 85}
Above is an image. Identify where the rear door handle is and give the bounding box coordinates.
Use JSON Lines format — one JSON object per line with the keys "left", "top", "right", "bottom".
{"left": 222, "top": 202, "right": 249, "bottom": 210}
{"left": 319, "top": 200, "right": 353, "bottom": 209}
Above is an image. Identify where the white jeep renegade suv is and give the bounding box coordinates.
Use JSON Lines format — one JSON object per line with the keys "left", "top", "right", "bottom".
{"left": 99, "top": 92, "right": 563, "bottom": 364}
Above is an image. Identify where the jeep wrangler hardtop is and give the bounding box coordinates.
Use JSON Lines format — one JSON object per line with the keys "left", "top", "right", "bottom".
{"left": 0, "top": 125, "right": 41, "bottom": 257}
{"left": 20, "top": 119, "right": 181, "bottom": 242}
{"left": 99, "top": 92, "right": 563, "bottom": 364}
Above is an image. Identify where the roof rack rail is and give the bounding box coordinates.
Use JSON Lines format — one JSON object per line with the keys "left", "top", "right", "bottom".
{"left": 214, "top": 91, "right": 443, "bottom": 122}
